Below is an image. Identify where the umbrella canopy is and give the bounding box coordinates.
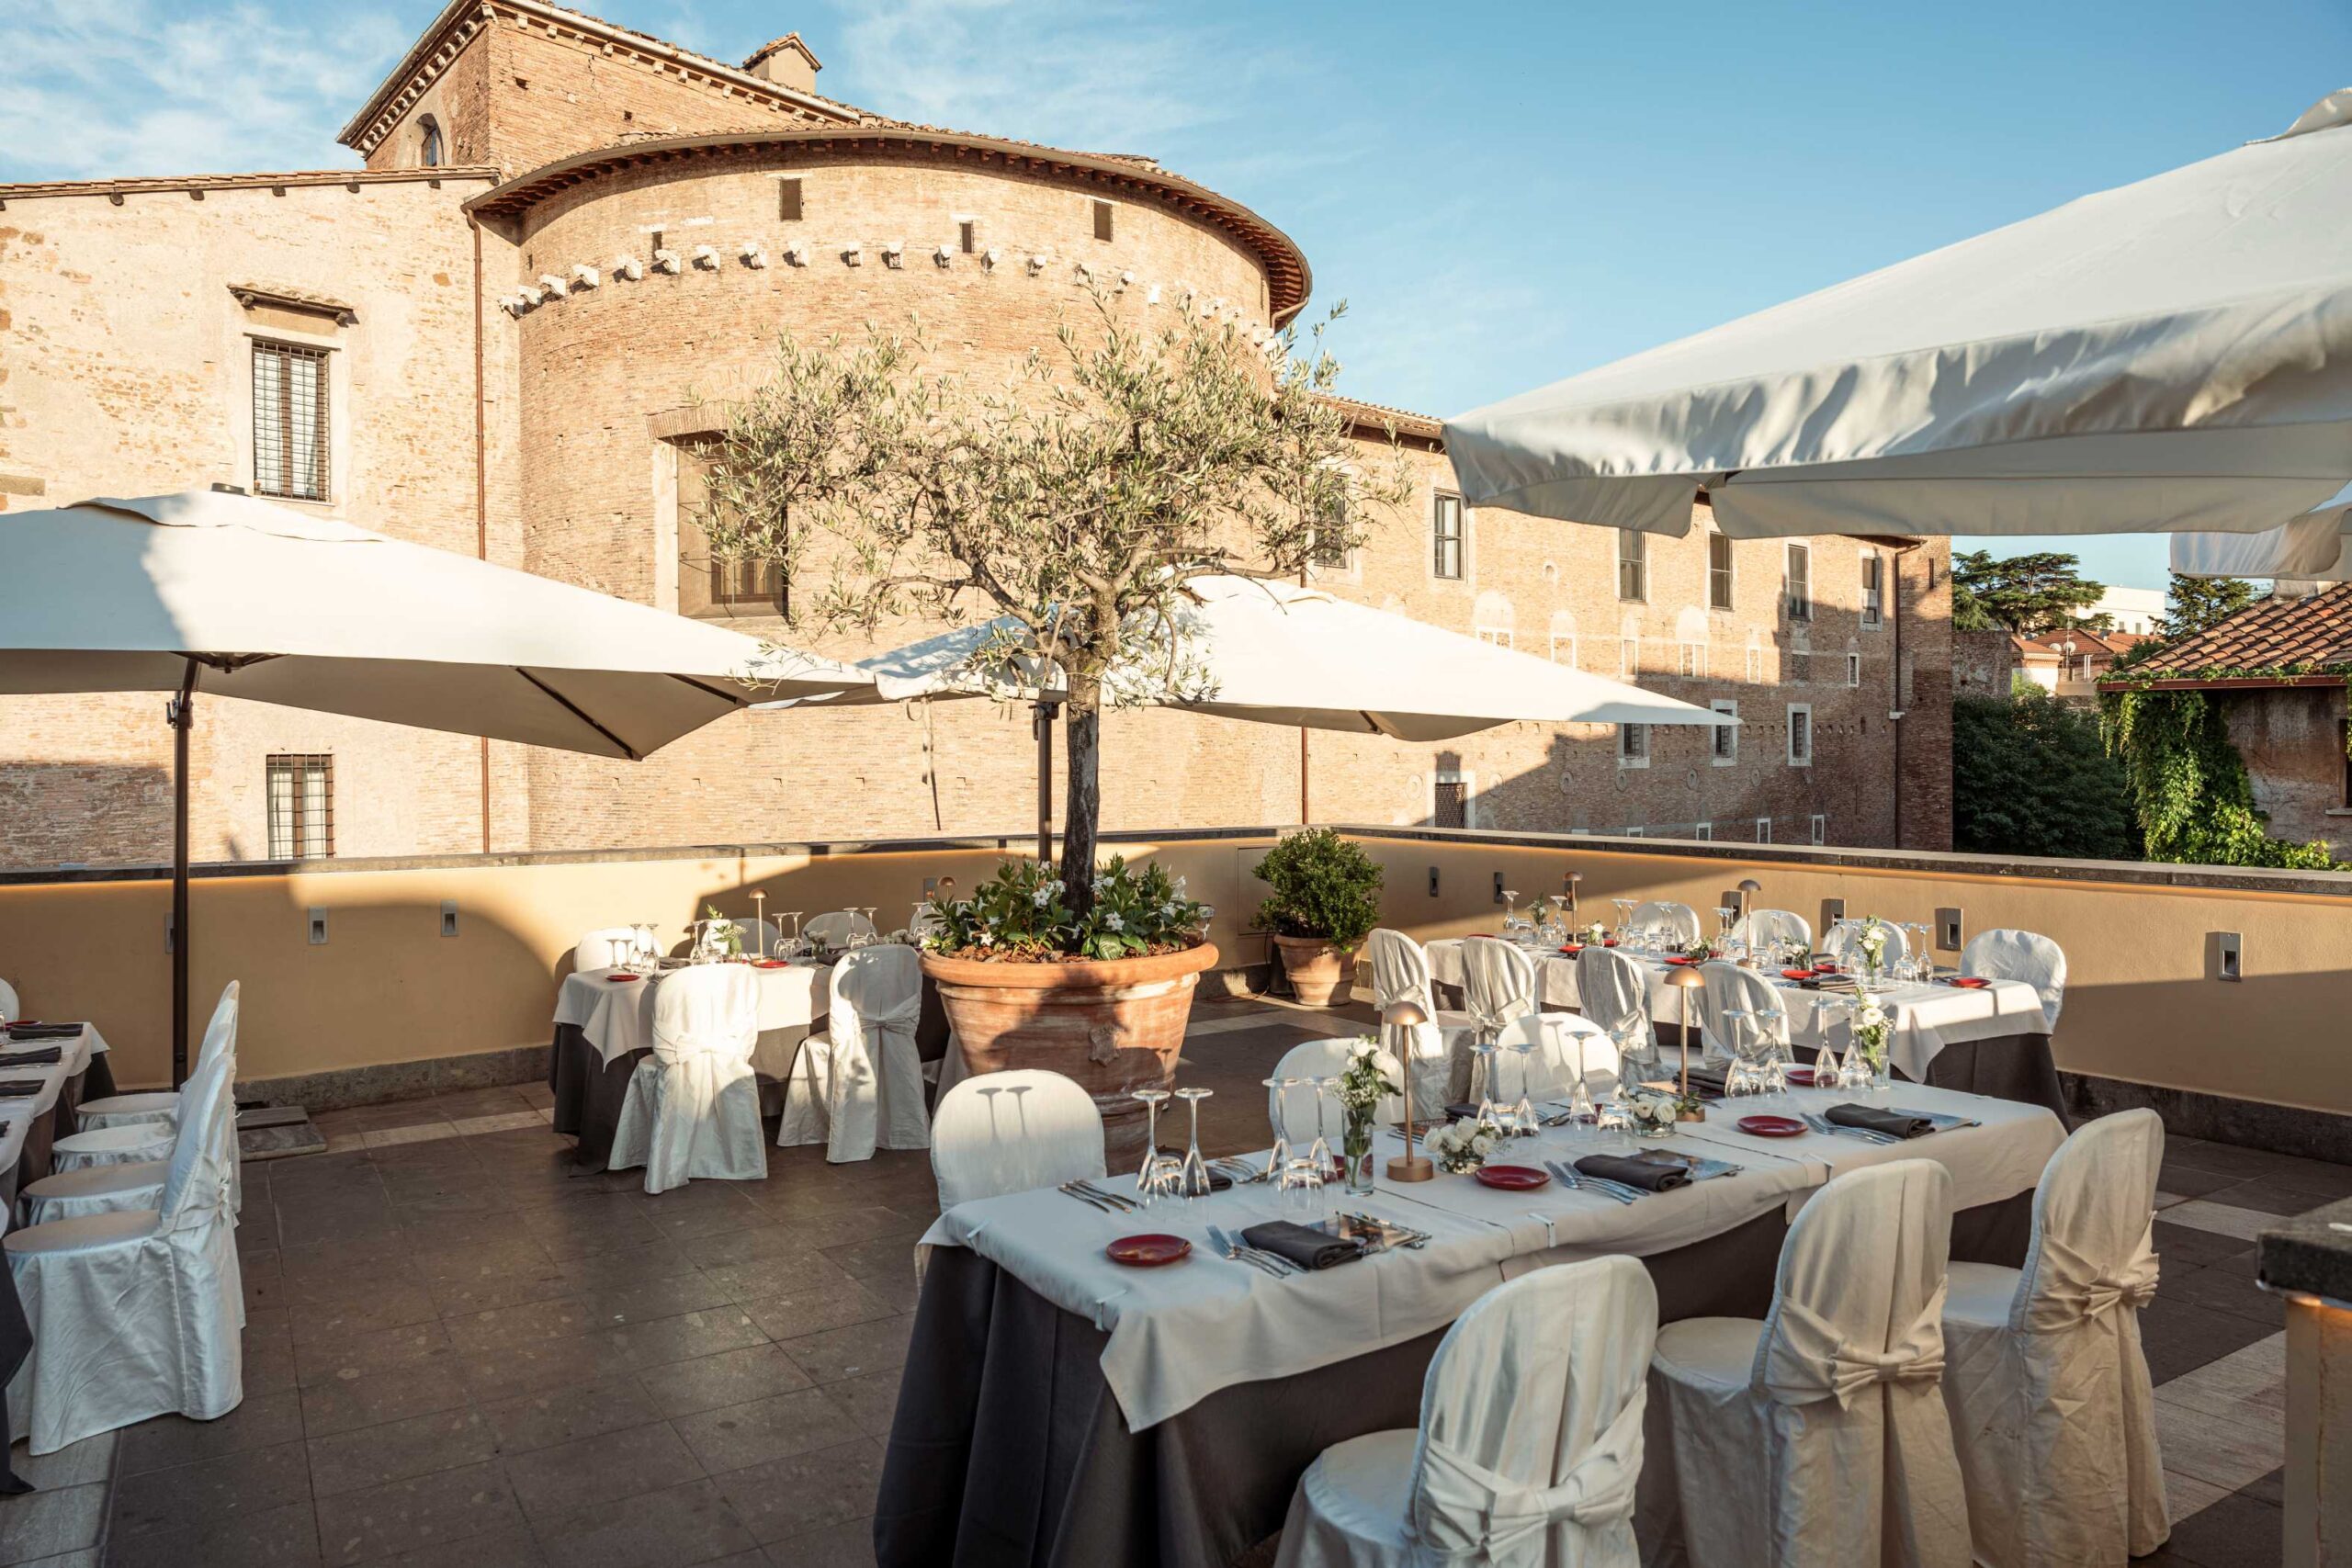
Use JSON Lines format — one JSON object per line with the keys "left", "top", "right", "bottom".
{"left": 857, "top": 573, "right": 1733, "bottom": 740}
{"left": 1444, "top": 90, "right": 2352, "bottom": 542}
{"left": 2171, "top": 481, "right": 2352, "bottom": 580}
{"left": 0, "top": 491, "right": 868, "bottom": 756}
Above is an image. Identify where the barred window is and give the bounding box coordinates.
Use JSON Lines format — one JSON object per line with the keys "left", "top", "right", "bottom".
{"left": 266, "top": 754, "right": 334, "bottom": 860}
{"left": 1708, "top": 531, "right": 1735, "bottom": 610}
{"left": 1431, "top": 492, "right": 1464, "bottom": 580}
{"left": 1432, "top": 777, "right": 1467, "bottom": 829}
{"left": 253, "top": 341, "right": 330, "bottom": 502}
{"left": 1784, "top": 543, "right": 1813, "bottom": 621}
{"left": 680, "top": 449, "right": 789, "bottom": 620}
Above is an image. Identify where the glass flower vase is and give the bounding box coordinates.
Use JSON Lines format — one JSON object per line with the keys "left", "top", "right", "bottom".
{"left": 1341, "top": 1110, "right": 1377, "bottom": 1195}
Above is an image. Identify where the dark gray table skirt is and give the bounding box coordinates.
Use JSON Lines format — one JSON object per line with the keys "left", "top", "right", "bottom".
{"left": 877, "top": 1189, "right": 2032, "bottom": 1568}
{"left": 0, "top": 1063, "right": 87, "bottom": 1493}
{"left": 1635, "top": 1023, "right": 2065, "bottom": 1122}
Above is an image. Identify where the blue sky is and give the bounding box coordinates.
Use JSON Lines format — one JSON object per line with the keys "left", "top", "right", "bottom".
{"left": 6, "top": 0, "right": 2347, "bottom": 590}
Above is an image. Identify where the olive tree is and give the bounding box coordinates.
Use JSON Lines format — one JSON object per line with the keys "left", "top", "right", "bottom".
{"left": 697, "top": 290, "right": 1408, "bottom": 919}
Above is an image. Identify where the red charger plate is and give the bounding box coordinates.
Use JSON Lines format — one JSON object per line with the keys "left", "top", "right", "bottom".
{"left": 1559, "top": 944, "right": 1585, "bottom": 954}
{"left": 1106, "top": 1234, "right": 1192, "bottom": 1267}
{"left": 1603, "top": 939, "right": 1619, "bottom": 947}
{"left": 1946, "top": 975, "right": 1991, "bottom": 987}
{"left": 605, "top": 973, "right": 642, "bottom": 984}
{"left": 1813, "top": 962, "right": 1840, "bottom": 974}
{"left": 1664, "top": 955, "right": 1698, "bottom": 966}
{"left": 1781, "top": 968, "right": 1816, "bottom": 981}
{"left": 1737, "top": 1114, "right": 1807, "bottom": 1138}
{"left": 1785, "top": 1066, "right": 1817, "bottom": 1087}
{"left": 1474, "top": 1164, "right": 1551, "bottom": 1190}
{"left": 750, "top": 959, "right": 789, "bottom": 969}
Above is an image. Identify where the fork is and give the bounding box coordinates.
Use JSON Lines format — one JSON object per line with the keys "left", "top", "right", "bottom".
{"left": 1058, "top": 1182, "right": 1119, "bottom": 1213}
{"left": 1803, "top": 1114, "right": 1896, "bottom": 1145}
{"left": 1069, "top": 1179, "right": 1139, "bottom": 1212}
{"left": 1210, "top": 1224, "right": 1295, "bottom": 1276}
{"left": 1546, "top": 1161, "right": 1637, "bottom": 1204}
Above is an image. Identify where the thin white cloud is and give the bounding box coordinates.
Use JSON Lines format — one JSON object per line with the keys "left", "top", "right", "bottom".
{"left": 0, "top": 0, "right": 407, "bottom": 181}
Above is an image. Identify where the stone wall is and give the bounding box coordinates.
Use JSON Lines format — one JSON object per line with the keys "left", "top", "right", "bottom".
{"left": 2223, "top": 687, "right": 2351, "bottom": 849}
{"left": 1953, "top": 628, "right": 2017, "bottom": 698}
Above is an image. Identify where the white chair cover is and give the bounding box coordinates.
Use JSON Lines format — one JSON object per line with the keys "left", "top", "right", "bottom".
{"left": 1646, "top": 1160, "right": 1970, "bottom": 1568}
{"left": 6, "top": 1051, "right": 243, "bottom": 1454}
{"left": 778, "top": 943, "right": 931, "bottom": 1161}
{"left": 1270, "top": 1038, "right": 1408, "bottom": 1134}
{"left": 1822, "top": 919, "right": 1910, "bottom": 967}
{"left": 1962, "top": 928, "right": 2067, "bottom": 1032}
{"left": 20, "top": 1158, "right": 169, "bottom": 1227}
{"left": 931, "top": 1069, "right": 1105, "bottom": 1211}
{"left": 1740, "top": 908, "right": 1812, "bottom": 953}
{"left": 575, "top": 927, "right": 639, "bottom": 971}
{"left": 1696, "top": 961, "right": 1792, "bottom": 1068}
{"left": 1941, "top": 1109, "right": 2168, "bottom": 1565}
{"left": 805, "top": 909, "right": 879, "bottom": 949}
{"left": 0, "top": 978, "right": 17, "bottom": 1020}
{"left": 1576, "top": 946, "right": 1656, "bottom": 1079}
{"left": 1496, "top": 1011, "right": 1621, "bottom": 1100}
{"left": 1365, "top": 930, "right": 1464, "bottom": 1115}
{"left": 1276, "top": 1256, "right": 1658, "bottom": 1568}
{"left": 1459, "top": 937, "right": 1539, "bottom": 1043}
{"left": 607, "top": 963, "right": 766, "bottom": 1193}
{"left": 77, "top": 982, "right": 240, "bottom": 1134}
{"left": 1629, "top": 900, "right": 1701, "bottom": 945}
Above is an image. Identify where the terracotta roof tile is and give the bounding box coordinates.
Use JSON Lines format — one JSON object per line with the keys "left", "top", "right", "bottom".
{"left": 2132, "top": 582, "right": 2352, "bottom": 675}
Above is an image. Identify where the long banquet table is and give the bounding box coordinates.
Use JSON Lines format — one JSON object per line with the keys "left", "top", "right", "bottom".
{"left": 879, "top": 1081, "right": 2064, "bottom": 1568}
{"left": 1424, "top": 937, "right": 2064, "bottom": 1114}
{"left": 0, "top": 1022, "right": 109, "bottom": 1217}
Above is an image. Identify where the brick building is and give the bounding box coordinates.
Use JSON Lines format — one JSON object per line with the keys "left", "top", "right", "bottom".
{"left": 0, "top": 0, "right": 1953, "bottom": 869}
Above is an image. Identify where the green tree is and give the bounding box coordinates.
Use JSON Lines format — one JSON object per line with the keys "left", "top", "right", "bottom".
{"left": 1952, "top": 689, "right": 2139, "bottom": 861}
{"left": 2161, "top": 572, "right": 2263, "bottom": 640}
{"left": 1951, "top": 549, "right": 2111, "bottom": 635}
{"left": 697, "top": 292, "right": 1408, "bottom": 921}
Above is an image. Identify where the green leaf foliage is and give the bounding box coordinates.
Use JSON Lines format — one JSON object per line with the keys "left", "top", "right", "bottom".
{"left": 2100, "top": 687, "right": 2341, "bottom": 871}
{"left": 1252, "top": 828, "right": 1384, "bottom": 948}
{"left": 1951, "top": 549, "right": 2110, "bottom": 635}
{"left": 1952, "top": 691, "right": 2139, "bottom": 862}
{"left": 2161, "top": 573, "right": 2264, "bottom": 640}
{"left": 920, "top": 855, "right": 1209, "bottom": 961}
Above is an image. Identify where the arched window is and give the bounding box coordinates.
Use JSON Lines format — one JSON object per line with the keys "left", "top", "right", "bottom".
{"left": 419, "top": 117, "right": 444, "bottom": 169}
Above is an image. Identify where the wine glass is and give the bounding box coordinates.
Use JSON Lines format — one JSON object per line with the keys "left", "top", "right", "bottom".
{"left": 1470, "top": 1045, "right": 1504, "bottom": 1135}
{"left": 1174, "top": 1088, "right": 1214, "bottom": 1200}
{"left": 1508, "top": 1042, "right": 1540, "bottom": 1135}
{"left": 1499, "top": 888, "right": 1521, "bottom": 936}
{"left": 1713, "top": 905, "right": 1736, "bottom": 942}
{"left": 1546, "top": 894, "right": 1571, "bottom": 943}
{"left": 1261, "top": 1076, "right": 1295, "bottom": 1182}
{"left": 1132, "top": 1089, "right": 1178, "bottom": 1205}
{"left": 781, "top": 912, "right": 805, "bottom": 959}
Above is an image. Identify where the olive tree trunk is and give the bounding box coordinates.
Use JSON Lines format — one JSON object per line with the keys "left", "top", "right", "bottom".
{"left": 1060, "top": 676, "right": 1103, "bottom": 920}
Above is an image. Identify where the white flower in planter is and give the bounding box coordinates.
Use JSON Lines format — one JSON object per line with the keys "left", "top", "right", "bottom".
{"left": 1103, "top": 913, "right": 1124, "bottom": 932}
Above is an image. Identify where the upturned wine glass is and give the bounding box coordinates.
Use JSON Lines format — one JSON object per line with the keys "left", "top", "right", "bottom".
{"left": 1174, "top": 1088, "right": 1215, "bottom": 1200}
{"left": 1508, "top": 1042, "right": 1540, "bottom": 1134}
{"left": 1260, "top": 1076, "right": 1295, "bottom": 1182}
{"left": 1132, "top": 1089, "right": 1177, "bottom": 1204}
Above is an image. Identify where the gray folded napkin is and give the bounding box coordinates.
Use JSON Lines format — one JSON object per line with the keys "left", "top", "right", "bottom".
{"left": 1826, "top": 1103, "right": 1935, "bottom": 1139}
{"left": 1240, "top": 1220, "right": 1366, "bottom": 1270}
{"left": 0, "top": 1049, "right": 62, "bottom": 1067}
{"left": 1575, "top": 1154, "right": 1689, "bottom": 1192}
{"left": 3, "top": 1024, "right": 78, "bottom": 1040}
{"left": 0, "top": 1080, "right": 46, "bottom": 1100}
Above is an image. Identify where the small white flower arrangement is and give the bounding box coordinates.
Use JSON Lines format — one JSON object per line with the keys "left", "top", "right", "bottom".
{"left": 1854, "top": 918, "right": 1891, "bottom": 977}
{"left": 1625, "top": 1090, "right": 1682, "bottom": 1137}
{"left": 1582, "top": 921, "right": 1609, "bottom": 945}
{"left": 1851, "top": 990, "right": 1892, "bottom": 1073}
{"left": 1424, "top": 1119, "right": 1498, "bottom": 1175}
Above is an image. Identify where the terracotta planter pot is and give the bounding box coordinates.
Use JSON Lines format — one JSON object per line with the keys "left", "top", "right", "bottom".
{"left": 1270, "top": 934, "right": 1351, "bottom": 1008}
{"left": 923, "top": 942, "right": 1219, "bottom": 1166}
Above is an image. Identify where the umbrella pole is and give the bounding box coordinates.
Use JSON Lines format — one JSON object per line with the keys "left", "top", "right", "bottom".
{"left": 169, "top": 660, "right": 198, "bottom": 1087}
{"left": 1033, "top": 700, "right": 1057, "bottom": 865}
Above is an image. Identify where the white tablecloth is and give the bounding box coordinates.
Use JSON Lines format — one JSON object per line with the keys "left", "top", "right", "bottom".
{"left": 0, "top": 1024, "right": 102, "bottom": 1193}
{"left": 554, "top": 964, "right": 828, "bottom": 1081}
{"left": 1424, "top": 939, "right": 2047, "bottom": 1082}
{"left": 920, "top": 1081, "right": 2063, "bottom": 1429}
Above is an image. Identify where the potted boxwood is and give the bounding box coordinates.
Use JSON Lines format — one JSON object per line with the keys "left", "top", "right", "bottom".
{"left": 1254, "top": 828, "right": 1383, "bottom": 1006}
{"left": 917, "top": 857, "right": 1214, "bottom": 1160}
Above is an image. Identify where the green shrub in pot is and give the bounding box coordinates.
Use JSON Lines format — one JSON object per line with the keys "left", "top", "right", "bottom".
{"left": 1253, "top": 829, "right": 1383, "bottom": 1004}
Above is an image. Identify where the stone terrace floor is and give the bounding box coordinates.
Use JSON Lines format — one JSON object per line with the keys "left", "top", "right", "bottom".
{"left": 0, "top": 994, "right": 2324, "bottom": 1566}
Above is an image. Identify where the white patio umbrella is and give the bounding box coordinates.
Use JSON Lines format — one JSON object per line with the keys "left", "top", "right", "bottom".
{"left": 856, "top": 573, "right": 1732, "bottom": 855}
{"left": 2171, "top": 481, "right": 2352, "bottom": 580}
{"left": 1444, "top": 89, "right": 2352, "bottom": 543}
{"left": 0, "top": 490, "right": 872, "bottom": 1074}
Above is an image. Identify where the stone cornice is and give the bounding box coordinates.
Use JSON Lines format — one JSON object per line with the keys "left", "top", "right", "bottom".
{"left": 0, "top": 166, "right": 496, "bottom": 208}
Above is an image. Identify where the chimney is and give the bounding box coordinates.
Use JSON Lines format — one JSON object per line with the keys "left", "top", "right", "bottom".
{"left": 741, "top": 34, "right": 821, "bottom": 96}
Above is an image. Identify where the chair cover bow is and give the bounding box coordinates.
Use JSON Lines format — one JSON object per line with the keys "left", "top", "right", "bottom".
{"left": 1459, "top": 941, "right": 1534, "bottom": 1039}
{"left": 1413, "top": 1386, "right": 1647, "bottom": 1552}
{"left": 856, "top": 992, "right": 923, "bottom": 1046}
{"left": 2024, "top": 1225, "right": 2162, "bottom": 1331}
{"left": 1763, "top": 1291, "right": 1949, "bottom": 1408}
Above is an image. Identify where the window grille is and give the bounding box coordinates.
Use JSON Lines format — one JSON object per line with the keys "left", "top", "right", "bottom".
{"left": 1431, "top": 493, "right": 1464, "bottom": 579}
{"left": 1617, "top": 530, "right": 1647, "bottom": 601}
{"left": 1785, "top": 543, "right": 1812, "bottom": 621}
{"left": 1860, "top": 552, "right": 1884, "bottom": 626}
{"left": 1709, "top": 532, "right": 1734, "bottom": 610}
{"left": 1432, "top": 779, "right": 1467, "bottom": 829}
{"left": 266, "top": 754, "right": 334, "bottom": 859}
{"left": 253, "top": 341, "right": 329, "bottom": 502}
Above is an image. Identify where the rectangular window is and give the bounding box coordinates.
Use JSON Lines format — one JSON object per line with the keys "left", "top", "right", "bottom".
{"left": 1860, "top": 552, "right": 1884, "bottom": 626}
{"left": 1310, "top": 497, "right": 1350, "bottom": 567}
{"left": 1847, "top": 651, "right": 1862, "bottom": 687}
{"left": 2343, "top": 720, "right": 2352, "bottom": 807}
{"left": 1678, "top": 640, "right": 1703, "bottom": 677}
{"left": 1785, "top": 543, "right": 1812, "bottom": 622}
{"left": 252, "top": 340, "right": 330, "bottom": 502}
{"left": 1432, "top": 775, "right": 1467, "bottom": 829}
{"left": 1710, "top": 698, "right": 1738, "bottom": 765}
{"left": 779, "top": 178, "right": 804, "bottom": 220}
{"left": 1692, "top": 820, "right": 1713, "bottom": 841}
{"left": 1755, "top": 817, "right": 1772, "bottom": 843}
{"left": 1619, "top": 634, "right": 1638, "bottom": 677}
{"left": 1708, "top": 531, "right": 1734, "bottom": 611}
{"left": 1810, "top": 813, "right": 1827, "bottom": 845}
{"left": 1617, "top": 529, "right": 1647, "bottom": 602}
{"left": 1618, "top": 723, "right": 1650, "bottom": 769}
{"left": 1092, "top": 199, "right": 1114, "bottom": 242}
{"left": 679, "top": 451, "right": 789, "bottom": 619}
{"left": 266, "top": 754, "right": 334, "bottom": 860}
{"left": 1476, "top": 627, "right": 1512, "bottom": 649}
{"left": 957, "top": 219, "right": 976, "bottom": 254}
{"left": 1787, "top": 703, "right": 1814, "bottom": 766}
{"left": 1430, "top": 492, "right": 1464, "bottom": 580}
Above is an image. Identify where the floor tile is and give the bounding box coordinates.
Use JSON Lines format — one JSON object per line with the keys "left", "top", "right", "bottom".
{"left": 2157, "top": 1201, "right": 2279, "bottom": 1245}
{"left": 294, "top": 1318, "right": 455, "bottom": 1388}
{"left": 636, "top": 1345, "right": 816, "bottom": 1421}
{"left": 817, "top": 1369, "right": 902, "bottom": 1439}
{"left": 594, "top": 1307, "right": 769, "bottom": 1371}
{"left": 443, "top": 1296, "right": 598, "bottom": 1358}
{"left": 501, "top": 1421, "right": 705, "bottom": 1523}
{"left": 480, "top": 1380, "right": 663, "bottom": 1457}
{"left": 99, "top": 1496, "right": 322, "bottom": 1568}
{"left": 119, "top": 1389, "right": 305, "bottom": 1474}
{"left": 761, "top": 1517, "right": 878, "bottom": 1568}
{"left": 2164, "top": 1470, "right": 2233, "bottom": 1525}
{"left": 6, "top": 1433, "right": 114, "bottom": 1492}
{"left": 775, "top": 1315, "right": 911, "bottom": 1387}
{"left": 2160, "top": 1486, "right": 2282, "bottom": 1567}
{"left": 2155, "top": 1221, "right": 2258, "bottom": 1272}
{"left": 377, "top": 1520, "right": 548, "bottom": 1566}
{"left": 737, "top": 1279, "right": 897, "bottom": 1344}
{"left": 572, "top": 1270, "right": 738, "bottom": 1329}
{"left": 305, "top": 1406, "right": 500, "bottom": 1498}
{"left": 2202, "top": 1179, "right": 2333, "bottom": 1218}
{"left": 2139, "top": 1299, "right": 2284, "bottom": 1383}
{"left": 0, "top": 1483, "right": 107, "bottom": 1563}
{"left": 287, "top": 1281, "right": 441, "bottom": 1348}
{"left": 299, "top": 1355, "right": 475, "bottom": 1438}
{"left": 2154, "top": 1396, "right": 2283, "bottom": 1495}
{"left": 670, "top": 1388, "right": 863, "bottom": 1476}
{"left": 107, "top": 1438, "right": 311, "bottom": 1538}
{"left": 2163, "top": 1263, "right": 2286, "bottom": 1328}
{"left": 311, "top": 1457, "right": 524, "bottom": 1567}
{"left": 707, "top": 1438, "right": 883, "bottom": 1544}
{"left": 533, "top": 1477, "right": 756, "bottom": 1568}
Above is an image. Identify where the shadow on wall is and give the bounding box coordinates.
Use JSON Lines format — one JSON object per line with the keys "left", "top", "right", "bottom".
{"left": 0, "top": 763, "right": 174, "bottom": 871}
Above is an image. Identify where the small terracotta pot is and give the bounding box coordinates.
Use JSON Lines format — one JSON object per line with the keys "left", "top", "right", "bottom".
{"left": 1270, "top": 934, "right": 1351, "bottom": 1008}
{"left": 923, "top": 943, "right": 1219, "bottom": 1166}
